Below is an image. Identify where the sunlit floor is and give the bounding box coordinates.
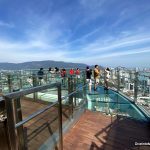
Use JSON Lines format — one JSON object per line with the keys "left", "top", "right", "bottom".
{"left": 63, "top": 110, "right": 150, "bottom": 150}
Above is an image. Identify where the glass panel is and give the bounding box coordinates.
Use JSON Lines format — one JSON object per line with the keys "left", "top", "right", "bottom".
{"left": 86, "top": 86, "right": 148, "bottom": 121}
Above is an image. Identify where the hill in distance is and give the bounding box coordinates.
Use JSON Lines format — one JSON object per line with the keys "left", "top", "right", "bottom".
{"left": 0, "top": 60, "right": 89, "bottom": 70}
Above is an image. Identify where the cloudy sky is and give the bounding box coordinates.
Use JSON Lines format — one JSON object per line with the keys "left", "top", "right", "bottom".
{"left": 0, "top": 0, "right": 150, "bottom": 67}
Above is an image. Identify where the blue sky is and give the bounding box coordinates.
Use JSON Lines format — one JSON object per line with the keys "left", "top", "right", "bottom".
{"left": 0, "top": 0, "right": 150, "bottom": 67}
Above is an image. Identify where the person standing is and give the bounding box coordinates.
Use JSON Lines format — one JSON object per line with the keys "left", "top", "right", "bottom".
{"left": 61, "top": 68, "right": 66, "bottom": 86}
{"left": 86, "top": 66, "right": 92, "bottom": 93}
{"left": 94, "top": 65, "right": 100, "bottom": 91}
{"left": 69, "top": 68, "right": 74, "bottom": 77}
{"left": 104, "top": 67, "right": 110, "bottom": 90}
{"left": 37, "top": 68, "right": 44, "bottom": 85}
{"left": 75, "top": 68, "right": 80, "bottom": 79}
{"left": 27, "top": 76, "right": 33, "bottom": 87}
{"left": 55, "top": 67, "right": 59, "bottom": 73}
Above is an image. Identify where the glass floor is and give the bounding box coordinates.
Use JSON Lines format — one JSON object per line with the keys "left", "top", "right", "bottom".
{"left": 86, "top": 86, "right": 149, "bottom": 122}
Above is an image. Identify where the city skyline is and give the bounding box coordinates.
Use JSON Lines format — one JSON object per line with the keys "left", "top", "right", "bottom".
{"left": 0, "top": 0, "right": 150, "bottom": 67}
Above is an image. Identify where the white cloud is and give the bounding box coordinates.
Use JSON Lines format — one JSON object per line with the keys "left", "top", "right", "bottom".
{"left": 0, "top": 37, "right": 69, "bottom": 63}
{"left": 98, "top": 47, "right": 150, "bottom": 59}
{"left": 71, "top": 47, "right": 150, "bottom": 65}
{"left": 78, "top": 34, "right": 150, "bottom": 54}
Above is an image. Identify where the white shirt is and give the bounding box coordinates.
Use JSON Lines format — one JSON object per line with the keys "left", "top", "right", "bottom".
{"left": 105, "top": 70, "right": 110, "bottom": 79}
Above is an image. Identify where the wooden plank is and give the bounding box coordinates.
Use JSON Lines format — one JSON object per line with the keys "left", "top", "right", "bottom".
{"left": 19, "top": 98, "right": 71, "bottom": 150}
{"left": 63, "top": 110, "right": 150, "bottom": 150}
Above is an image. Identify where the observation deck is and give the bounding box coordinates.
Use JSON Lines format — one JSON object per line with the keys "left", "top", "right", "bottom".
{"left": 0, "top": 68, "right": 150, "bottom": 150}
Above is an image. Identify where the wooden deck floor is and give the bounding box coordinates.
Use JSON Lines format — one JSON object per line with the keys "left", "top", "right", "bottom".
{"left": 63, "top": 110, "right": 150, "bottom": 150}
{"left": 1, "top": 97, "right": 150, "bottom": 150}
{"left": 20, "top": 98, "right": 71, "bottom": 150}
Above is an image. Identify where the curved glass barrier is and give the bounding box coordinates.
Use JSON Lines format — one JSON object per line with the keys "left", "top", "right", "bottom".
{"left": 86, "top": 86, "right": 149, "bottom": 122}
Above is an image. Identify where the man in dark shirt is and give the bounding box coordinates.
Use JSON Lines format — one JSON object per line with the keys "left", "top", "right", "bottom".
{"left": 86, "top": 66, "right": 92, "bottom": 93}
{"left": 37, "top": 68, "right": 44, "bottom": 85}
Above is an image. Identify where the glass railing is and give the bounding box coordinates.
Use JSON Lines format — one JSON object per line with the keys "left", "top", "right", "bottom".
{"left": 86, "top": 86, "right": 148, "bottom": 121}
{"left": 2, "top": 75, "right": 87, "bottom": 150}
{"left": 99, "top": 67, "right": 150, "bottom": 116}
{"left": 0, "top": 69, "right": 85, "bottom": 94}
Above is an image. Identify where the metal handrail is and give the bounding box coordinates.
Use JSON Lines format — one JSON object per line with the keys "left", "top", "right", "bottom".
{"left": 3, "top": 80, "right": 87, "bottom": 150}
{"left": 15, "top": 83, "right": 87, "bottom": 128}
{"left": 4, "top": 82, "right": 62, "bottom": 150}
{"left": 4, "top": 82, "right": 59, "bottom": 99}
{"left": 15, "top": 101, "right": 58, "bottom": 128}
{"left": 138, "top": 74, "right": 150, "bottom": 78}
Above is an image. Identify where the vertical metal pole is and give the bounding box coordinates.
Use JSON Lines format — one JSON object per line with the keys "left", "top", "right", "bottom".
{"left": 57, "top": 84, "right": 63, "bottom": 150}
{"left": 45, "top": 74, "right": 48, "bottom": 84}
{"left": 19, "top": 77, "right": 23, "bottom": 89}
{"left": 116, "top": 92, "right": 119, "bottom": 119}
{"left": 32, "top": 75, "right": 38, "bottom": 100}
{"left": 117, "top": 68, "right": 120, "bottom": 92}
{"left": 8, "top": 74, "right": 12, "bottom": 93}
{"left": 64, "top": 77, "right": 66, "bottom": 88}
{"left": 68, "top": 77, "right": 71, "bottom": 103}
{"left": 83, "top": 73, "right": 86, "bottom": 98}
{"left": 14, "top": 97, "right": 25, "bottom": 150}
{"left": 5, "top": 97, "right": 17, "bottom": 150}
{"left": 71, "top": 77, "right": 73, "bottom": 118}
{"left": 74, "top": 78, "right": 76, "bottom": 106}
{"left": 134, "top": 72, "right": 138, "bottom": 103}
{"left": 68, "top": 77, "right": 73, "bottom": 118}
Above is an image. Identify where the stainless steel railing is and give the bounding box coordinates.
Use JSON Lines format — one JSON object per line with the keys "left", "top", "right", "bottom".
{"left": 3, "top": 76, "right": 87, "bottom": 150}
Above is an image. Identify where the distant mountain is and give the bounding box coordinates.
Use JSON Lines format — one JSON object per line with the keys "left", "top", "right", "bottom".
{"left": 0, "top": 60, "right": 88, "bottom": 70}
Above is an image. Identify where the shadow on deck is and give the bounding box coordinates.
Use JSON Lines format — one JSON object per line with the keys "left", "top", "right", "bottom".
{"left": 20, "top": 98, "right": 71, "bottom": 150}
{"left": 63, "top": 110, "right": 150, "bottom": 150}
{"left": 1, "top": 96, "right": 71, "bottom": 150}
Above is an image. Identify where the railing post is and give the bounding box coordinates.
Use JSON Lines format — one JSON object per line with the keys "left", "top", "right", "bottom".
{"left": 57, "top": 84, "right": 63, "bottom": 150}
{"left": 13, "top": 95, "right": 26, "bottom": 150}
{"left": 82, "top": 72, "right": 86, "bottom": 98}
{"left": 117, "top": 68, "right": 120, "bottom": 92}
{"left": 8, "top": 74, "right": 12, "bottom": 93}
{"left": 68, "top": 77, "right": 73, "bottom": 118}
{"left": 64, "top": 77, "right": 66, "bottom": 88}
{"left": 32, "top": 75, "right": 38, "bottom": 100}
{"left": 74, "top": 78, "right": 76, "bottom": 106}
{"left": 19, "top": 77, "right": 23, "bottom": 89}
{"left": 68, "top": 77, "right": 71, "bottom": 103}
{"left": 5, "top": 97, "right": 17, "bottom": 150}
{"left": 71, "top": 77, "right": 74, "bottom": 118}
{"left": 134, "top": 72, "right": 138, "bottom": 103}
{"left": 45, "top": 74, "right": 48, "bottom": 84}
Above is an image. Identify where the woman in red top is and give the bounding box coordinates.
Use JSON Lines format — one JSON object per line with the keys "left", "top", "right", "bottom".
{"left": 69, "top": 68, "right": 74, "bottom": 76}
{"left": 75, "top": 68, "right": 80, "bottom": 78}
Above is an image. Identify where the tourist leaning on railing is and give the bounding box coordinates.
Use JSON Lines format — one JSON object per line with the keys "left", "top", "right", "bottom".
{"left": 94, "top": 65, "right": 100, "bottom": 91}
